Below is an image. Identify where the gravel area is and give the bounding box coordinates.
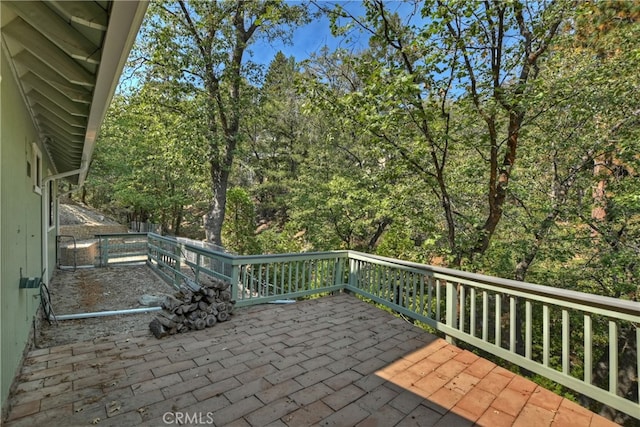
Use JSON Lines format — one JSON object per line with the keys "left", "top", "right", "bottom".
{"left": 36, "top": 265, "right": 176, "bottom": 348}
{"left": 59, "top": 202, "right": 121, "bottom": 226}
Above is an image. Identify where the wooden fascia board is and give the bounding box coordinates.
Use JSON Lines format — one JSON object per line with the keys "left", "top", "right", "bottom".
{"left": 78, "top": 1, "right": 149, "bottom": 185}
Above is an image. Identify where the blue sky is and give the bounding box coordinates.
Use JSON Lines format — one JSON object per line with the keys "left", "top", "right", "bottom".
{"left": 249, "top": 1, "right": 424, "bottom": 65}
{"left": 250, "top": 1, "right": 367, "bottom": 65}
{"left": 118, "top": 1, "right": 422, "bottom": 91}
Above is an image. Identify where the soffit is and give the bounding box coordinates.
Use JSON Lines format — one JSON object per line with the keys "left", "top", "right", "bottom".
{"left": 1, "top": 1, "right": 147, "bottom": 185}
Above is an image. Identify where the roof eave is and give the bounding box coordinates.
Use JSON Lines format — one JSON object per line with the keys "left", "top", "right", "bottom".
{"left": 78, "top": 1, "right": 148, "bottom": 186}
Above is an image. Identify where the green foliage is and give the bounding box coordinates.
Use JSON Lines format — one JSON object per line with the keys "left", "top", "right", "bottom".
{"left": 91, "top": 0, "right": 640, "bottom": 297}
{"left": 222, "top": 188, "right": 260, "bottom": 254}
{"left": 87, "top": 87, "right": 209, "bottom": 234}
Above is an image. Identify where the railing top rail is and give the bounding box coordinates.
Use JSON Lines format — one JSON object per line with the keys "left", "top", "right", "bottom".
{"left": 146, "top": 233, "right": 639, "bottom": 317}
{"left": 95, "top": 233, "right": 148, "bottom": 237}
{"left": 347, "top": 251, "right": 640, "bottom": 317}
{"left": 148, "top": 233, "right": 350, "bottom": 264}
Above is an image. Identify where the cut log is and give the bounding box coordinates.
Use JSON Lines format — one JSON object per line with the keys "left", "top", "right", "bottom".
{"left": 205, "top": 315, "right": 217, "bottom": 327}
{"left": 156, "top": 314, "right": 178, "bottom": 329}
{"left": 149, "top": 318, "right": 167, "bottom": 339}
{"left": 194, "top": 318, "right": 206, "bottom": 330}
{"left": 150, "top": 277, "right": 234, "bottom": 338}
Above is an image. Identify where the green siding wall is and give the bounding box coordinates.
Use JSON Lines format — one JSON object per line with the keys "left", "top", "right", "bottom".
{"left": 1, "top": 47, "right": 56, "bottom": 415}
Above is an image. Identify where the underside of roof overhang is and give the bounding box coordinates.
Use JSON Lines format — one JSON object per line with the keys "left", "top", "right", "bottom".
{"left": 1, "top": 0, "right": 147, "bottom": 185}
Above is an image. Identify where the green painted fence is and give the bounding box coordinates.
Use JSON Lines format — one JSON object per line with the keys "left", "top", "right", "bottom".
{"left": 131, "top": 232, "right": 639, "bottom": 419}
{"left": 96, "top": 233, "right": 148, "bottom": 266}
{"left": 346, "top": 252, "right": 640, "bottom": 420}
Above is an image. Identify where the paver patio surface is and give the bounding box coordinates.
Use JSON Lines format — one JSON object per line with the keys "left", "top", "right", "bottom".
{"left": 4, "top": 293, "right": 618, "bottom": 427}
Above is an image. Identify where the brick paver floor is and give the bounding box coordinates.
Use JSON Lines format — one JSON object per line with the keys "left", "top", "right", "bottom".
{"left": 4, "top": 293, "right": 619, "bottom": 427}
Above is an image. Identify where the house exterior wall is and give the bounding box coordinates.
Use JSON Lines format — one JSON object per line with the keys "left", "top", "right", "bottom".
{"left": 0, "top": 46, "right": 56, "bottom": 414}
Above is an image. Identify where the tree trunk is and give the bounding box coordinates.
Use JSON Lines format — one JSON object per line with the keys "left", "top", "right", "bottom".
{"left": 174, "top": 204, "right": 183, "bottom": 236}
{"left": 204, "top": 161, "right": 230, "bottom": 246}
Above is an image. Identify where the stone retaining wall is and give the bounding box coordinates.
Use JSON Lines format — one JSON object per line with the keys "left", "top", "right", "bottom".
{"left": 58, "top": 240, "right": 99, "bottom": 267}
{"left": 57, "top": 224, "right": 128, "bottom": 267}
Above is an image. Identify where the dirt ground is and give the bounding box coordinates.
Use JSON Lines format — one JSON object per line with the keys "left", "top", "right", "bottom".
{"left": 58, "top": 202, "right": 121, "bottom": 226}
{"left": 36, "top": 265, "right": 176, "bottom": 348}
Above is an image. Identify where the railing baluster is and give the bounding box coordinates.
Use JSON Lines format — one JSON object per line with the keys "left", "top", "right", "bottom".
{"left": 543, "top": 304, "right": 550, "bottom": 367}
{"left": 482, "top": 291, "right": 489, "bottom": 342}
{"left": 371, "top": 262, "right": 375, "bottom": 294}
{"left": 445, "top": 281, "right": 457, "bottom": 343}
{"left": 609, "top": 320, "right": 618, "bottom": 394}
{"left": 412, "top": 274, "right": 418, "bottom": 313}
{"left": 402, "top": 271, "right": 408, "bottom": 308}
{"left": 495, "top": 293, "right": 502, "bottom": 347}
{"left": 259, "top": 263, "right": 264, "bottom": 297}
{"left": 361, "top": 261, "right": 367, "bottom": 293}
{"left": 562, "top": 309, "right": 570, "bottom": 375}
{"left": 436, "top": 279, "right": 442, "bottom": 322}
{"left": 509, "top": 296, "right": 516, "bottom": 353}
{"left": 274, "top": 263, "right": 279, "bottom": 294}
{"left": 427, "top": 276, "right": 433, "bottom": 318}
{"left": 470, "top": 287, "right": 476, "bottom": 338}
{"left": 584, "top": 314, "right": 592, "bottom": 385}
{"left": 460, "top": 284, "right": 466, "bottom": 332}
{"left": 637, "top": 325, "right": 640, "bottom": 406}
{"left": 371, "top": 262, "right": 376, "bottom": 294}
{"left": 324, "top": 259, "right": 333, "bottom": 289}
{"left": 419, "top": 275, "right": 425, "bottom": 316}
{"left": 525, "top": 301, "right": 532, "bottom": 359}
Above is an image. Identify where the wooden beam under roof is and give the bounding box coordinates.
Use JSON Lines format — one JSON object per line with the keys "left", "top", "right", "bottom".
{"left": 31, "top": 102, "right": 87, "bottom": 129}
{"left": 25, "top": 76, "right": 90, "bottom": 117}
{"left": 43, "top": 146, "right": 79, "bottom": 165}
{"left": 36, "top": 113, "right": 85, "bottom": 136}
{"left": 12, "top": 52, "right": 92, "bottom": 104}
{"left": 49, "top": 0, "right": 109, "bottom": 31}
{"left": 43, "top": 133, "right": 84, "bottom": 153}
{"left": 29, "top": 91, "right": 88, "bottom": 120}
{"left": 4, "top": 1, "right": 101, "bottom": 64}
{"left": 47, "top": 153, "right": 79, "bottom": 172}
{"left": 45, "top": 143, "right": 83, "bottom": 161}
{"left": 2, "top": 18, "right": 96, "bottom": 87}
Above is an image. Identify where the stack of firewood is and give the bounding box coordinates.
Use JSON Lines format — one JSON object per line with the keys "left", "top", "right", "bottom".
{"left": 149, "top": 276, "right": 235, "bottom": 339}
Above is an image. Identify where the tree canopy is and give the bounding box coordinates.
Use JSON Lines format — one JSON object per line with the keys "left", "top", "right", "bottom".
{"left": 88, "top": 0, "right": 639, "bottom": 292}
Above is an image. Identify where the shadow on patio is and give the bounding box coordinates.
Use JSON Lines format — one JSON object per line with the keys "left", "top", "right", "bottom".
{"left": 4, "top": 266, "right": 618, "bottom": 427}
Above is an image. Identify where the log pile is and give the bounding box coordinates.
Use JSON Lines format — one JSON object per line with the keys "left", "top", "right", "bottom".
{"left": 149, "top": 276, "right": 235, "bottom": 339}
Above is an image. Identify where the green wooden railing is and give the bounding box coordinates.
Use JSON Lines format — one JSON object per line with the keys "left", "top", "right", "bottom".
{"left": 346, "top": 252, "right": 640, "bottom": 419}
{"left": 147, "top": 233, "right": 347, "bottom": 304}
{"left": 96, "top": 233, "right": 148, "bottom": 266}
{"left": 139, "top": 233, "right": 639, "bottom": 419}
